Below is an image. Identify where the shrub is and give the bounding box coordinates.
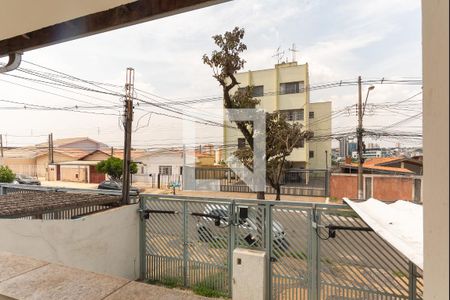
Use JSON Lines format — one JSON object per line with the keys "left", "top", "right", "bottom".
{"left": 0, "top": 166, "right": 15, "bottom": 183}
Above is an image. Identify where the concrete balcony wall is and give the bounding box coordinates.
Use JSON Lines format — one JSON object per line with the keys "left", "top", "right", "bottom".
{"left": 0, "top": 205, "right": 139, "bottom": 280}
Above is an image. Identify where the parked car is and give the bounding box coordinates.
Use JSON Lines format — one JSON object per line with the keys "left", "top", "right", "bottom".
{"left": 196, "top": 205, "right": 289, "bottom": 251}
{"left": 13, "top": 174, "right": 41, "bottom": 185}
{"left": 97, "top": 180, "right": 140, "bottom": 194}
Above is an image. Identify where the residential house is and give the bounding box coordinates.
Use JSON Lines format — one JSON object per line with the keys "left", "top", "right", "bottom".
{"left": 340, "top": 156, "right": 423, "bottom": 175}
{"left": 224, "top": 61, "right": 332, "bottom": 170}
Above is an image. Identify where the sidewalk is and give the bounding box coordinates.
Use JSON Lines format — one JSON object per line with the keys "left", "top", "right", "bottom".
{"left": 39, "top": 181, "right": 334, "bottom": 203}
{"left": 142, "top": 187, "right": 331, "bottom": 203}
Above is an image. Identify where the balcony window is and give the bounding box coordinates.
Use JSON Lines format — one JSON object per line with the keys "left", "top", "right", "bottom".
{"left": 238, "top": 86, "right": 264, "bottom": 98}
{"left": 280, "top": 109, "right": 304, "bottom": 121}
{"left": 280, "top": 81, "right": 304, "bottom": 95}
{"left": 252, "top": 85, "right": 264, "bottom": 97}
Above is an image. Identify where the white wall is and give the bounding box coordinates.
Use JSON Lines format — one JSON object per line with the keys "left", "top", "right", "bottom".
{"left": 422, "top": 0, "right": 449, "bottom": 299}
{"left": 0, "top": 205, "right": 140, "bottom": 280}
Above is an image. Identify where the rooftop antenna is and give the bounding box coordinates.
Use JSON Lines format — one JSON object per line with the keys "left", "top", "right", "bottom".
{"left": 272, "top": 47, "right": 285, "bottom": 64}
{"left": 288, "top": 43, "right": 299, "bottom": 62}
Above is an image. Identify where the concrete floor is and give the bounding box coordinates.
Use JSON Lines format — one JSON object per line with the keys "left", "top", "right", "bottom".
{"left": 0, "top": 252, "right": 221, "bottom": 300}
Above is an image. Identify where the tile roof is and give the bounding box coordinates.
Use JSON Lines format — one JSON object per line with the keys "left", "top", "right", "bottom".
{"left": 342, "top": 163, "right": 414, "bottom": 174}
{"left": 364, "top": 157, "right": 404, "bottom": 165}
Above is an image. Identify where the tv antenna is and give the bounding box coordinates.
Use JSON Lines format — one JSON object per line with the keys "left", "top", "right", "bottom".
{"left": 272, "top": 47, "right": 285, "bottom": 64}
{"left": 289, "top": 43, "right": 299, "bottom": 62}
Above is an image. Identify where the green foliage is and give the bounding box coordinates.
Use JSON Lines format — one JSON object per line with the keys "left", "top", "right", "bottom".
{"left": 130, "top": 162, "right": 138, "bottom": 175}
{"left": 192, "top": 272, "right": 229, "bottom": 298}
{"left": 146, "top": 277, "right": 182, "bottom": 289}
{"left": 0, "top": 166, "right": 15, "bottom": 183}
{"left": 203, "top": 27, "right": 313, "bottom": 200}
{"left": 96, "top": 157, "right": 137, "bottom": 181}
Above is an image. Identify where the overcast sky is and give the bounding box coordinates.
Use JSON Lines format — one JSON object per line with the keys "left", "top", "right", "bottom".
{"left": 0, "top": 0, "right": 422, "bottom": 149}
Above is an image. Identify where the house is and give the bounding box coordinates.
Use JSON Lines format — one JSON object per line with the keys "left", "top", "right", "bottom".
{"left": 223, "top": 61, "right": 332, "bottom": 170}
{"left": 340, "top": 156, "right": 423, "bottom": 175}
{"left": 1, "top": 137, "right": 114, "bottom": 182}
{"left": 132, "top": 149, "right": 184, "bottom": 186}
{"left": 48, "top": 148, "right": 147, "bottom": 184}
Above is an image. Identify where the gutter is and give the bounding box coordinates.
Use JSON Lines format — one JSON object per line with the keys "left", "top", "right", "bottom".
{"left": 0, "top": 52, "right": 22, "bottom": 73}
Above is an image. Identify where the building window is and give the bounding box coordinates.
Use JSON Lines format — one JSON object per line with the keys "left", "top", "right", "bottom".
{"left": 180, "top": 167, "right": 183, "bottom": 175}
{"left": 238, "top": 86, "right": 264, "bottom": 98}
{"left": 309, "top": 111, "right": 315, "bottom": 119}
{"left": 252, "top": 85, "right": 264, "bottom": 97}
{"left": 309, "top": 151, "right": 315, "bottom": 159}
{"left": 238, "top": 138, "right": 246, "bottom": 149}
{"left": 159, "top": 166, "right": 172, "bottom": 175}
{"left": 280, "top": 81, "right": 304, "bottom": 95}
{"left": 280, "top": 109, "right": 304, "bottom": 121}
{"left": 237, "top": 87, "right": 246, "bottom": 95}
{"left": 298, "top": 138, "right": 305, "bottom": 148}
{"left": 141, "top": 166, "right": 145, "bottom": 174}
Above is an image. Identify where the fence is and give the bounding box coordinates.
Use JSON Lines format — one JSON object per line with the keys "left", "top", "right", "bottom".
{"left": 139, "top": 194, "right": 423, "bottom": 300}
{"left": 193, "top": 167, "right": 329, "bottom": 197}
{"left": 134, "top": 173, "right": 182, "bottom": 189}
{"left": 0, "top": 184, "right": 137, "bottom": 219}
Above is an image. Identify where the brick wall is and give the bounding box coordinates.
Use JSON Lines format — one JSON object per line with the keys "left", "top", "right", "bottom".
{"left": 330, "top": 174, "right": 420, "bottom": 202}
{"left": 373, "top": 176, "right": 414, "bottom": 201}
{"left": 330, "top": 174, "right": 358, "bottom": 199}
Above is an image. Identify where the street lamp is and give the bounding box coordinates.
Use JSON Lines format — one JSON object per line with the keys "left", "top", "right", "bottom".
{"left": 363, "top": 86, "right": 375, "bottom": 117}
{"left": 357, "top": 81, "right": 376, "bottom": 200}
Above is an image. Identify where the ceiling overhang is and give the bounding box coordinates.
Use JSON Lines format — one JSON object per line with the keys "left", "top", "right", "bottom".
{"left": 0, "top": 0, "right": 228, "bottom": 57}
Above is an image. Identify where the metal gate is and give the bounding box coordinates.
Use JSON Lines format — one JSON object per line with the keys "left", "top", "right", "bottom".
{"left": 139, "top": 195, "right": 423, "bottom": 299}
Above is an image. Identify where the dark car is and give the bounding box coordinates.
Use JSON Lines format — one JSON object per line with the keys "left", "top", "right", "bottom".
{"left": 14, "top": 174, "right": 41, "bottom": 185}
{"left": 97, "top": 180, "right": 140, "bottom": 194}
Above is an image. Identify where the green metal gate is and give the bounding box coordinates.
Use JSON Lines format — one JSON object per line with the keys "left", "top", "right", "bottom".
{"left": 139, "top": 195, "right": 423, "bottom": 299}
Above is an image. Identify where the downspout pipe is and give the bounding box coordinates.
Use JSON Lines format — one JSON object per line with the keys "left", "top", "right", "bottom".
{"left": 0, "top": 52, "right": 22, "bottom": 73}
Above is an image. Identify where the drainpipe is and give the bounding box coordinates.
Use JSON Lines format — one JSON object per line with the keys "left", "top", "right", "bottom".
{"left": 0, "top": 52, "right": 22, "bottom": 73}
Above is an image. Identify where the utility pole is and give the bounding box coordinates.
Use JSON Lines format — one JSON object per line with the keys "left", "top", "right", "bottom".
{"left": 0, "top": 134, "right": 3, "bottom": 158}
{"left": 357, "top": 76, "right": 364, "bottom": 200}
{"left": 122, "top": 68, "right": 135, "bottom": 205}
{"left": 48, "top": 133, "right": 54, "bottom": 164}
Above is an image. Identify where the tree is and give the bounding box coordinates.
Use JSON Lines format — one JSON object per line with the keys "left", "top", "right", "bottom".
{"left": 203, "top": 27, "right": 313, "bottom": 200}
{"left": 0, "top": 166, "right": 15, "bottom": 183}
{"left": 96, "top": 157, "right": 137, "bottom": 181}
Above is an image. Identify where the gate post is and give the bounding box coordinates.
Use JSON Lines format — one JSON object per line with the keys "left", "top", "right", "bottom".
{"left": 308, "top": 207, "right": 320, "bottom": 300}
{"left": 264, "top": 203, "right": 273, "bottom": 300}
{"left": 182, "top": 201, "right": 189, "bottom": 287}
{"left": 409, "top": 261, "right": 417, "bottom": 300}
{"left": 227, "top": 200, "right": 236, "bottom": 297}
{"left": 138, "top": 195, "right": 146, "bottom": 280}
{"left": 324, "top": 170, "right": 330, "bottom": 197}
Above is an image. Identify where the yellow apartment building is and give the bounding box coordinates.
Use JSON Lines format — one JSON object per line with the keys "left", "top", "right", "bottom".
{"left": 224, "top": 62, "right": 332, "bottom": 170}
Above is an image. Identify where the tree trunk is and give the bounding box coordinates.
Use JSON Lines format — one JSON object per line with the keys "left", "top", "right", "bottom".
{"left": 276, "top": 186, "right": 281, "bottom": 201}
{"left": 257, "top": 191, "right": 265, "bottom": 200}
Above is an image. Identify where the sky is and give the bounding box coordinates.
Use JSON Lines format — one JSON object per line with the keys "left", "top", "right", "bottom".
{"left": 0, "top": 0, "right": 423, "bottom": 149}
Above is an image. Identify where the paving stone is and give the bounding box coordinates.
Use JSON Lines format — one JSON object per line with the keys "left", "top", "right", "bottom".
{"left": 0, "top": 263, "right": 129, "bottom": 300}
{"left": 104, "top": 281, "right": 221, "bottom": 300}
{"left": 0, "top": 252, "right": 48, "bottom": 282}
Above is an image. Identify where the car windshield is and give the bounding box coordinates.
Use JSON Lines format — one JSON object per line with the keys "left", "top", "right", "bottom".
{"left": 17, "top": 175, "right": 32, "bottom": 180}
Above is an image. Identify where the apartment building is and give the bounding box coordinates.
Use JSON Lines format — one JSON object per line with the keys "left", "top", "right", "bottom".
{"left": 223, "top": 62, "right": 332, "bottom": 169}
